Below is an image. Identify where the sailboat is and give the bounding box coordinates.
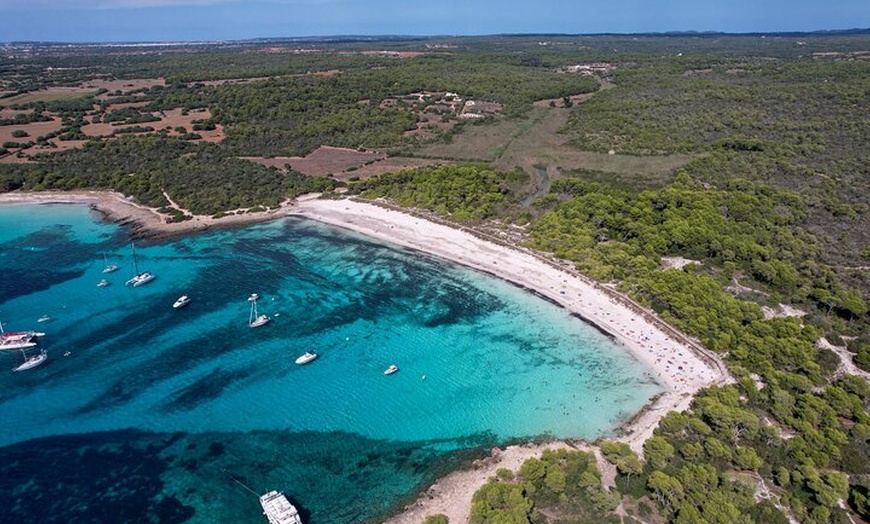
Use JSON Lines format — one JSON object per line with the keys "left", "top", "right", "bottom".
{"left": 125, "top": 242, "right": 155, "bottom": 287}
{"left": 248, "top": 293, "right": 270, "bottom": 328}
{"left": 102, "top": 253, "right": 119, "bottom": 274}
{"left": 13, "top": 348, "right": 47, "bottom": 372}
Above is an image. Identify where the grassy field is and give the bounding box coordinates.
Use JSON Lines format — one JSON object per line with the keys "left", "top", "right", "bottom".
{"left": 416, "top": 105, "right": 692, "bottom": 188}
{"left": 2, "top": 87, "right": 100, "bottom": 105}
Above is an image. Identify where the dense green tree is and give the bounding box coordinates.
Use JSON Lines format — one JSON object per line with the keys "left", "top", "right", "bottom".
{"left": 647, "top": 471, "right": 684, "bottom": 510}
{"left": 469, "top": 483, "right": 532, "bottom": 524}
{"left": 644, "top": 436, "right": 676, "bottom": 470}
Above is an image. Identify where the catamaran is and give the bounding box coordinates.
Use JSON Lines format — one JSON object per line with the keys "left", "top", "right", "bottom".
{"left": 1, "top": 337, "right": 38, "bottom": 351}
{"left": 224, "top": 470, "right": 303, "bottom": 524}
{"left": 259, "top": 490, "right": 302, "bottom": 524}
{"left": 0, "top": 320, "right": 43, "bottom": 350}
{"left": 13, "top": 348, "right": 47, "bottom": 372}
{"left": 248, "top": 293, "right": 270, "bottom": 328}
{"left": 125, "top": 242, "right": 155, "bottom": 287}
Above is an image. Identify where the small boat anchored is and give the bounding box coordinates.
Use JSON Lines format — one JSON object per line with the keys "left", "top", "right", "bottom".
{"left": 102, "top": 253, "right": 119, "bottom": 274}
{"left": 248, "top": 293, "right": 270, "bottom": 328}
{"left": 173, "top": 295, "right": 191, "bottom": 309}
{"left": 97, "top": 279, "right": 110, "bottom": 287}
{"left": 37, "top": 314, "right": 51, "bottom": 323}
{"left": 384, "top": 364, "right": 399, "bottom": 375}
{"left": 295, "top": 351, "right": 318, "bottom": 365}
{"left": 260, "top": 490, "right": 303, "bottom": 524}
{"left": 13, "top": 348, "right": 47, "bottom": 372}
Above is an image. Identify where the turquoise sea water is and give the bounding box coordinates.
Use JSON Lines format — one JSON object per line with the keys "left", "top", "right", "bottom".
{"left": 0, "top": 203, "right": 662, "bottom": 523}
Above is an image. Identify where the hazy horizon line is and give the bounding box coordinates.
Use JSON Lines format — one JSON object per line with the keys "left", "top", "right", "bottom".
{"left": 3, "top": 27, "right": 868, "bottom": 46}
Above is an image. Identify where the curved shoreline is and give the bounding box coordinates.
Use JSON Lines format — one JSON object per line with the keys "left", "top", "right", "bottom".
{"left": 0, "top": 189, "right": 288, "bottom": 241}
{"left": 3, "top": 190, "right": 731, "bottom": 523}
{"left": 288, "top": 197, "right": 731, "bottom": 523}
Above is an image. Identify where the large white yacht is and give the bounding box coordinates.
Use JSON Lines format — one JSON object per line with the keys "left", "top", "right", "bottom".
{"left": 259, "top": 491, "right": 302, "bottom": 524}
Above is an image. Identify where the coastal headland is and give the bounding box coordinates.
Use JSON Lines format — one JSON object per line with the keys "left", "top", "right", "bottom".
{"left": 0, "top": 190, "right": 731, "bottom": 523}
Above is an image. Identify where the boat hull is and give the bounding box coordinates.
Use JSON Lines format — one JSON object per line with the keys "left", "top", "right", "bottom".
{"left": 126, "top": 272, "right": 155, "bottom": 287}
{"left": 250, "top": 314, "right": 270, "bottom": 328}
{"left": 1, "top": 340, "right": 37, "bottom": 351}
{"left": 259, "top": 490, "right": 302, "bottom": 524}
{"left": 13, "top": 350, "right": 47, "bottom": 372}
{"left": 295, "top": 352, "right": 318, "bottom": 365}
{"left": 173, "top": 296, "right": 191, "bottom": 309}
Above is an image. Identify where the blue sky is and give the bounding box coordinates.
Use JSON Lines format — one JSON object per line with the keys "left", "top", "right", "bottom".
{"left": 1, "top": 0, "right": 867, "bottom": 42}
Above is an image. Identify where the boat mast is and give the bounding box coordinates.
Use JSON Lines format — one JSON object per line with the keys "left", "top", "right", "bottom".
{"left": 248, "top": 293, "right": 258, "bottom": 324}
{"left": 131, "top": 243, "right": 140, "bottom": 275}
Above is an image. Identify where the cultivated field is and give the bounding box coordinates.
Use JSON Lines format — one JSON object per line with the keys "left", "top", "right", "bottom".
{"left": 1, "top": 78, "right": 222, "bottom": 163}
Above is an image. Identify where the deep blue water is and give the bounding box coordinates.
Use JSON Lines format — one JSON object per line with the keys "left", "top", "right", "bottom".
{"left": 0, "top": 203, "right": 662, "bottom": 523}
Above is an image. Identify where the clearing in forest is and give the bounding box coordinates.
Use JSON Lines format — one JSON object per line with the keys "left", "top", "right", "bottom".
{"left": 416, "top": 104, "right": 692, "bottom": 186}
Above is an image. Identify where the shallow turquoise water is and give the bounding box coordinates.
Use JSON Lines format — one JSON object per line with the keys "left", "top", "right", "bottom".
{"left": 0, "top": 203, "right": 662, "bottom": 523}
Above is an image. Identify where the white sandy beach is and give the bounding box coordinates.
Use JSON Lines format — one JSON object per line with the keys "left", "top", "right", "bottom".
{"left": 2, "top": 190, "right": 731, "bottom": 523}
{"left": 288, "top": 197, "right": 732, "bottom": 524}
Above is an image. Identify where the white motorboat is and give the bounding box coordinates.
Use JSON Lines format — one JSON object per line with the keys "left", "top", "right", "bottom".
{"left": 259, "top": 490, "right": 302, "bottom": 524}
{"left": 13, "top": 348, "right": 47, "bottom": 372}
{"left": 384, "top": 364, "right": 399, "bottom": 375}
{"left": 295, "top": 351, "right": 318, "bottom": 365}
{"left": 248, "top": 293, "right": 270, "bottom": 328}
{"left": 98, "top": 279, "right": 110, "bottom": 287}
{"left": 125, "top": 242, "right": 155, "bottom": 287}
{"left": 173, "top": 295, "right": 191, "bottom": 309}
{"left": 37, "top": 314, "right": 51, "bottom": 323}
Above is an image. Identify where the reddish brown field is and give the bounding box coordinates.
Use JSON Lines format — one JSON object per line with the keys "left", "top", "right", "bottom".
{"left": 244, "top": 146, "right": 386, "bottom": 178}
{"left": 1, "top": 104, "right": 223, "bottom": 163}
{"left": 244, "top": 147, "right": 444, "bottom": 181}
{"left": 80, "top": 107, "right": 223, "bottom": 143}
{"left": 0, "top": 117, "right": 63, "bottom": 146}
{"left": 348, "top": 156, "right": 447, "bottom": 178}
